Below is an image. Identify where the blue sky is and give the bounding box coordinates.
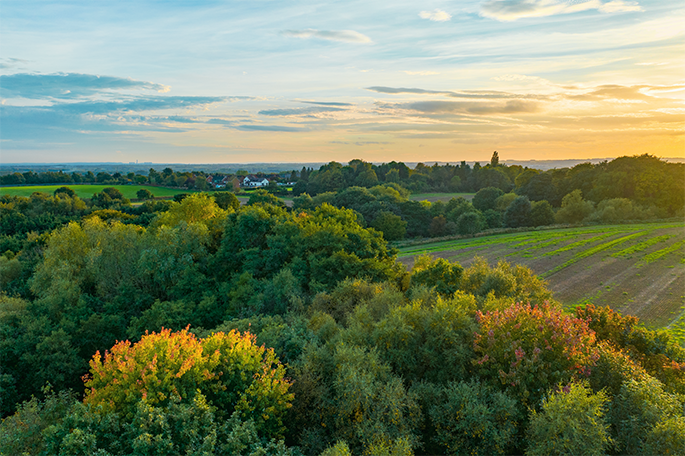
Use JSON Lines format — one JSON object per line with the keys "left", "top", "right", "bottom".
{"left": 1, "top": 0, "right": 683, "bottom": 163}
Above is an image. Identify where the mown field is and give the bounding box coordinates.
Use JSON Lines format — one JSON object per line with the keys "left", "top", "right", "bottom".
{"left": 0, "top": 184, "right": 196, "bottom": 199}
{"left": 410, "top": 192, "right": 475, "bottom": 202}
{"left": 398, "top": 222, "right": 685, "bottom": 342}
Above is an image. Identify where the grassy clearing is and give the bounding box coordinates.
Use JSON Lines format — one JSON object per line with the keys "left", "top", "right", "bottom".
{"left": 398, "top": 222, "right": 685, "bottom": 333}
{"left": 409, "top": 192, "right": 475, "bottom": 202}
{"left": 0, "top": 184, "right": 196, "bottom": 199}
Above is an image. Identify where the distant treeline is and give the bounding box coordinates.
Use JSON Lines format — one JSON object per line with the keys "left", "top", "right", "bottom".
{"left": 1, "top": 155, "right": 682, "bottom": 255}
{"left": 0, "top": 168, "right": 290, "bottom": 190}
{"left": 294, "top": 154, "right": 683, "bottom": 207}
{"left": 4, "top": 154, "right": 684, "bottom": 213}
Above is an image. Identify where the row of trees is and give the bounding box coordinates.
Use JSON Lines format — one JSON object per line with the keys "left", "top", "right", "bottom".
{"left": 0, "top": 168, "right": 289, "bottom": 192}
{"left": 1, "top": 192, "right": 684, "bottom": 455}
{"left": 292, "top": 154, "right": 684, "bottom": 213}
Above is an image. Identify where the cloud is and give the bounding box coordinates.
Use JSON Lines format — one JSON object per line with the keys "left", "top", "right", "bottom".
{"left": 237, "top": 124, "right": 305, "bottom": 132}
{"left": 403, "top": 71, "right": 440, "bottom": 76}
{"left": 330, "top": 141, "right": 391, "bottom": 146}
{"left": 299, "top": 101, "right": 354, "bottom": 106}
{"left": 419, "top": 9, "right": 452, "bottom": 22}
{"left": 367, "top": 86, "right": 447, "bottom": 95}
{"left": 259, "top": 106, "right": 346, "bottom": 117}
{"left": 281, "top": 29, "right": 371, "bottom": 43}
{"left": 55, "top": 96, "right": 235, "bottom": 115}
{"left": 403, "top": 100, "right": 540, "bottom": 115}
{"left": 366, "top": 86, "right": 543, "bottom": 100}
{"left": 0, "top": 73, "right": 170, "bottom": 99}
{"left": 598, "top": 1, "right": 643, "bottom": 13}
{"left": 480, "top": 0, "right": 642, "bottom": 22}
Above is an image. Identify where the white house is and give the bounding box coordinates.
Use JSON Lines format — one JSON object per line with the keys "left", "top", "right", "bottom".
{"left": 242, "top": 175, "right": 270, "bottom": 187}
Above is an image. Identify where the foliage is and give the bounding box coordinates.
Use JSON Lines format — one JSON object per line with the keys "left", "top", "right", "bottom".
{"left": 370, "top": 211, "right": 406, "bottom": 241}
{"left": 136, "top": 188, "right": 154, "bottom": 200}
{"left": 474, "top": 302, "right": 597, "bottom": 406}
{"left": 555, "top": 190, "right": 594, "bottom": 224}
{"left": 526, "top": 382, "right": 611, "bottom": 456}
{"left": 0, "top": 387, "right": 77, "bottom": 456}
{"left": 530, "top": 200, "right": 555, "bottom": 226}
{"left": 409, "top": 255, "right": 464, "bottom": 297}
{"left": 457, "top": 211, "right": 485, "bottom": 235}
{"left": 84, "top": 328, "right": 293, "bottom": 437}
{"left": 610, "top": 376, "right": 685, "bottom": 455}
{"left": 214, "top": 191, "right": 241, "bottom": 211}
{"left": 503, "top": 196, "right": 532, "bottom": 228}
{"left": 427, "top": 380, "right": 520, "bottom": 456}
{"left": 472, "top": 186, "right": 504, "bottom": 212}
{"left": 248, "top": 188, "right": 287, "bottom": 208}
{"left": 291, "top": 342, "right": 420, "bottom": 455}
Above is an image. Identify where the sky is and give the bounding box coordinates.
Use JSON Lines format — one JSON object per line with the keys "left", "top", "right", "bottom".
{"left": 1, "top": 0, "right": 683, "bottom": 164}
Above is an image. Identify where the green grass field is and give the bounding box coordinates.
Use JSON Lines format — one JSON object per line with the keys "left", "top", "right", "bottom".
{"left": 398, "top": 222, "right": 685, "bottom": 342}
{"left": 409, "top": 192, "right": 475, "bottom": 203}
{"left": 0, "top": 184, "right": 197, "bottom": 199}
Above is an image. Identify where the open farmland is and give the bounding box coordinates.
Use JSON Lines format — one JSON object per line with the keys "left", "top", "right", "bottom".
{"left": 409, "top": 192, "right": 475, "bottom": 203}
{"left": 398, "top": 222, "right": 685, "bottom": 340}
{"left": 0, "top": 184, "right": 196, "bottom": 199}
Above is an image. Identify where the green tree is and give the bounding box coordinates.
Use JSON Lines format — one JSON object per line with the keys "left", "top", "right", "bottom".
{"left": 490, "top": 151, "right": 500, "bottom": 167}
{"left": 457, "top": 211, "right": 485, "bottom": 235}
{"left": 136, "top": 188, "right": 154, "bottom": 200}
{"left": 503, "top": 196, "right": 532, "bottom": 228}
{"left": 473, "top": 187, "right": 504, "bottom": 212}
{"left": 555, "top": 190, "right": 594, "bottom": 224}
{"left": 429, "top": 380, "right": 520, "bottom": 456}
{"left": 610, "top": 376, "right": 685, "bottom": 455}
{"left": 247, "top": 188, "right": 286, "bottom": 207}
{"left": 370, "top": 211, "right": 407, "bottom": 241}
{"left": 54, "top": 186, "right": 77, "bottom": 198}
{"left": 526, "top": 383, "right": 611, "bottom": 456}
{"left": 530, "top": 200, "right": 555, "bottom": 226}
{"left": 214, "top": 191, "right": 240, "bottom": 211}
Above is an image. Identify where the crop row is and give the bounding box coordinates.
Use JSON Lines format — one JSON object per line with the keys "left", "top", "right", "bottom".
{"left": 640, "top": 239, "right": 685, "bottom": 266}
{"left": 612, "top": 235, "right": 674, "bottom": 257}
{"left": 542, "top": 232, "right": 648, "bottom": 277}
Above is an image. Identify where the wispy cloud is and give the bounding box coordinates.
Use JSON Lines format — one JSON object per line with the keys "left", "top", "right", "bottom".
{"left": 259, "top": 106, "right": 346, "bottom": 117}
{"left": 480, "top": 0, "right": 643, "bottom": 22}
{"left": 281, "top": 29, "right": 372, "bottom": 43}
{"left": 0, "top": 73, "right": 170, "bottom": 99}
{"left": 330, "top": 141, "right": 391, "bottom": 146}
{"left": 419, "top": 9, "right": 452, "bottom": 22}
{"left": 299, "top": 101, "right": 354, "bottom": 107}
{"left": 366, "top": 86, "right": 543, "bottom": 100}
{"left": 403, "top": 71, "right": 440, "bottom": 76}
{"left": 237, "top": 124, "right": 306, "bottom": 132}
{"left": 399, "top": 99, "right": 540, "bottom": 115}
{"left": 56, "top": 96, "right": 234, "bottom": 115}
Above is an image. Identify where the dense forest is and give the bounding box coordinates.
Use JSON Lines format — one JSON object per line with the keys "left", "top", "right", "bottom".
{"left": 1, "top": 155, "right": 684, "bottom": 455}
